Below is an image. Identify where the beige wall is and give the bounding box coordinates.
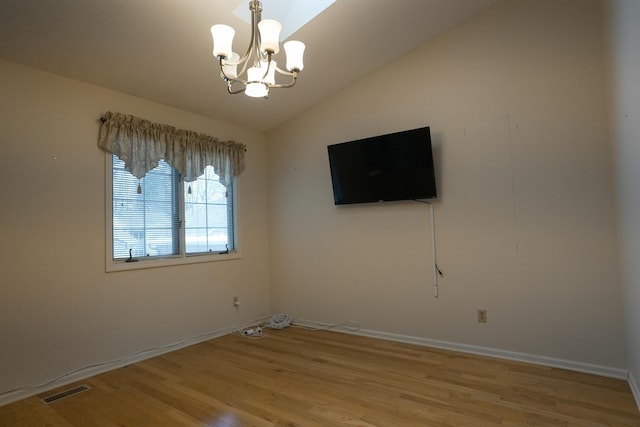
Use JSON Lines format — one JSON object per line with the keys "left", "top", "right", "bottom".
{"left": 2, "top": 0, "right": 636, "bottom": 408}
{"left": 0, "top": 60, "right": 271, "bottom": 403}
{"left": 607, "top": 0, "right": 640, "bottom": 399}
{"left": 268, "top": 0, "right": 626, "bottom": 369}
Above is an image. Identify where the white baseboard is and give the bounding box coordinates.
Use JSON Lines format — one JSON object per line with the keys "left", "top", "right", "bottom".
{"left": 337, "top": 327, "right": 629, "bottom": 380}
{"left": 629, "top": 370, "right": 640, "bottom": 411}
{"left": 2, "top": 316, "right": 633, "bottom": 409}
{"left": 0, "top": 315, "right": 271, "bottom": 407}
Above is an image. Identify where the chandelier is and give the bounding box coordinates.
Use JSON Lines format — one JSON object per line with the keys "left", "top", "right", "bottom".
{"left": 210, "top": 0, "right": 306, "bottom": 98}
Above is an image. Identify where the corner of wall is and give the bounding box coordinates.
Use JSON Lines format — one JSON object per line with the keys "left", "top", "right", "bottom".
{"left": 630, "top": 370, "right": 640, "bottom": 412}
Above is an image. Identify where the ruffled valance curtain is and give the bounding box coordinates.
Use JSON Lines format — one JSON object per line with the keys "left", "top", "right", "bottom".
{"left": 97, "top": 111, "right": 246, "bottom": 185}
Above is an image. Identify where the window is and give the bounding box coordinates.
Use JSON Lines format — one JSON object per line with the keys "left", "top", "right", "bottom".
{"left": 98, "top": 111, "right": 245, "bottom": 270}
{"left": 108, "top": 155, "right": 237, "bottom": 270}
{"left": 183, "top": 163, "right": 234, "bottom": 254}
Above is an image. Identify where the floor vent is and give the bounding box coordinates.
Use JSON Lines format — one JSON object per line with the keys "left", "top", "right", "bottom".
{"left": 41, "top": 384, "right": 91, "bottom": 404}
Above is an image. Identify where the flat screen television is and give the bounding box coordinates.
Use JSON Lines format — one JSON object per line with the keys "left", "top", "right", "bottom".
{"left": 327, "top": 126, "right": 437, "bottom": 205}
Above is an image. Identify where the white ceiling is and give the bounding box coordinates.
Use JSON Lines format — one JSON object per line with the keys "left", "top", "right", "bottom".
{"left": 0, "top": 0, "right": 498, "bottom": 131}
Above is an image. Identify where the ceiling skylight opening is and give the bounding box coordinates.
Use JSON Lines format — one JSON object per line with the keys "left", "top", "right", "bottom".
{"left": 233, "top": 0, "right": 336, "bottom": 40}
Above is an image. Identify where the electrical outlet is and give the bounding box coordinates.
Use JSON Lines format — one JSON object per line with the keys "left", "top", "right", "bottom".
{"left": 233, "top": 296, "right": 240, "bottom": 307}
{"left": 477, "top": 309, "right": 487, "bottom": 323}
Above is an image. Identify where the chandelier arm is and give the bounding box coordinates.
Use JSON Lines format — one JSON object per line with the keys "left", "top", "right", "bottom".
{"left": 274, "top": 66, "right": 296, "bottom": 77}
{"left": 218, "top": 56, "right": 234, "bottom": 82}
{"left": 217, "top": 57, "right": 250, "bottom": 87}
{"left": 227, "top": 86, "right": 246, "bottom": 95}
{"left": 236, "top": 56, "right": 251, "bottom": 79}
{"left": 234, "top": 20, "right": 255, "bottom": 66}
{"left": 227, "top": 80, "right": 248, "bottom": 94}
{"left": 226, "top": 76, "right": 249, "bottom": 85}
{"left": 251, "top": 0, "right": 264, "bottom": 65}
{"left": 268, "top": 71, "right": 299, "bottom": 89}
{"left": 230, "top": 0, "right": 260, "bottom": 79}
{"left": 257, "top": 53, "right": 273, "bottom": 81}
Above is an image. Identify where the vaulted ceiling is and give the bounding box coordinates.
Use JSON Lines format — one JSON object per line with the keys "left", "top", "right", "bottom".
{"left": 0, "top": 0, "right": 497, "bottom": 131}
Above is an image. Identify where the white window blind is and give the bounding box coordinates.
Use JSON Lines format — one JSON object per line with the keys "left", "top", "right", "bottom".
{"left": 112, "top": 157, "right": 181, "bottom": 259}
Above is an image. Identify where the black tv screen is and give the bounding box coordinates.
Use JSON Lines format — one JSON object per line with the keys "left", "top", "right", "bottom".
{"left": 327, "top": 127, "right": 437, "bottom": 205}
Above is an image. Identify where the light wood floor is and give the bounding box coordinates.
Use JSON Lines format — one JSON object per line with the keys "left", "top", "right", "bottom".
{"left": 1, "top": 328, "right": 639, "bottom": 426}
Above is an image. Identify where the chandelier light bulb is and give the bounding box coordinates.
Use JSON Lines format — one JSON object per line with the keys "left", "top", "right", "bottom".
{"left": 257, "top": 19, "right": 282, "bottom": 54}
{"left": 211, "top": 24, "right": 235, "bottom": 59}
{"left": 245, "top": 66, "right": 268, "bottom": 98}
{"left": 284, "top": 41, "right": 305, "bottom": 71}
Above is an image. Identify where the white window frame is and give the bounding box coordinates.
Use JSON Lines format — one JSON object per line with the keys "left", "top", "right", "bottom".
{"left": 104, "top": 154, "right": 241, "bottom": 272}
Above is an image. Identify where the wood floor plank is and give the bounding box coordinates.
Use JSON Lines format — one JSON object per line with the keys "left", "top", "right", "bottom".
{"left": 1, "top": 328, "right": 639, "bottom": 426}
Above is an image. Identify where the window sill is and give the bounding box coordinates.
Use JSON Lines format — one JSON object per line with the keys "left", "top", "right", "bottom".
{"left": 106, "top": 251, "right": 242, "bottom": 272}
